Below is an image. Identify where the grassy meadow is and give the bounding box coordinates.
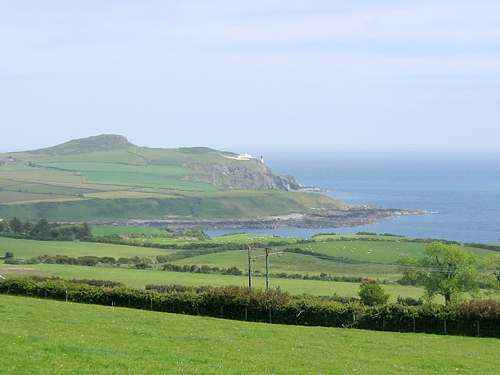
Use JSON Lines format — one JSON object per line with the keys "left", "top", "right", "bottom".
{"left": 1, "top": 294, "right": 499, "bottom": 374}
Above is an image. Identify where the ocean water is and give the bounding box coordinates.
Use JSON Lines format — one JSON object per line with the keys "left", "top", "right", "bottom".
{"left": 206, "top": 150, "right": 500, "bottom": 244}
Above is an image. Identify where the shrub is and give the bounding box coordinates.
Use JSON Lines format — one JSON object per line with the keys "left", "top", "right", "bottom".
{"left": 4, "top": 259, "right": 21, "bottom": 265}
{"left": 358, "top": 279, "right": 390, "bottom": 306}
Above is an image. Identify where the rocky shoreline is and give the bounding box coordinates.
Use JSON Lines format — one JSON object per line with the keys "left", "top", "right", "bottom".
{"left": 95, "top": 205, "right": 430, "bottom": 231}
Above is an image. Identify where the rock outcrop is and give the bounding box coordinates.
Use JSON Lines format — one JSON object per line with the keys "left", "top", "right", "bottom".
{"left": 183, "top": 159, "right": 309, "bottom": 191}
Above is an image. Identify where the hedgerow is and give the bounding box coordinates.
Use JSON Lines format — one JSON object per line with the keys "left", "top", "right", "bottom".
{"left": 2, "top": 277, "right": 500, "bottom": 337}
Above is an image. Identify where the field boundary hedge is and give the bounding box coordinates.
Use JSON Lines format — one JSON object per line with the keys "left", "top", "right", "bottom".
{"left": 1, "top": 277, "right": 500, "bottom": 338}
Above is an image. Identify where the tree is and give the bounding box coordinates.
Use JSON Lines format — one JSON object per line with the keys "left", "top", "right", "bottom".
{"left": 5, "top": 251, "right": 14, "bottom": 259}
{"left": 480, "top": 254, "right": 500, "bottom": 292}
{"left": 77, "top": 222, "right": 92, "bottom": 238}
{"left": 9, "top": 217, "right": 23, "bottom": 234}
{"left": 30, "top": 218, "right": 52, "bottom": 239}
{"left": 22, "top": 220, "right": 32, "bottom": 235}
{"left": 399, "top": 242, "right": 479, "bottom": 304}
{"left": 358, "top": 279, "right": 389, "bottom": 306}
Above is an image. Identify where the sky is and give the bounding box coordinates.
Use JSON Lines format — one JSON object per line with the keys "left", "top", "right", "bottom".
{"left": 1, "top": 1, "right": 499, "bottom": 155}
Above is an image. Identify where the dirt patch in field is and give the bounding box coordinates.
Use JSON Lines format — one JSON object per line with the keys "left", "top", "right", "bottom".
{"left": 0, "top": 267, "right": 55, "bottom": 275}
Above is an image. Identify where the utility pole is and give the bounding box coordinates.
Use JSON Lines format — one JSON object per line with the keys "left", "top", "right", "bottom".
{"left": 265, "top": 247, "right": 284, "bottom": 290}
{"left": 248, "top": 245, "right": 253, "bottom": 288}
{"left": 248, "top": 246, "right": 284, "bottom": 290}
{"left": 266, "top": 247, "right": 270, "bottom": 291}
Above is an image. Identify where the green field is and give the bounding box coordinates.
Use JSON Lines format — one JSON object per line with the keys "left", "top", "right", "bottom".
{"left": 1, "top": 294, "right": 499, "bottom": 374}
{"left": 0, "top": 262, "right": 432, "bottom": 301}
{"left": 275, "top": 236, "right": 496, "bottom": 263}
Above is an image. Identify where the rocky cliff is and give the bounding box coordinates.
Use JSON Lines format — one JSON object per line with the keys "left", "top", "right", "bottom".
{"left": 182, "top": 159, "right": 309, "bottom": 191}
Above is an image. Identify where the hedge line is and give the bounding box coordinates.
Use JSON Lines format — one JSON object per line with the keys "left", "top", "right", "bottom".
{"left": 2, "top": 277, "right": 500, "bottom": 338}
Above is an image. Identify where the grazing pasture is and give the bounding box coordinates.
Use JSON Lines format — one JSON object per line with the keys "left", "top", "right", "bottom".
{"left": 1, "top": 227, "right": 496, "bottom": 305}
{"left": 0, "top": 262, "right": 430, "bottom": 300}
{"left": 0, "top": 237, "right": 175, "bottom": 260}
{"left": 274, "top": 236, "right": 496, "bottom": 263}
{"left": 0, "top": 294, "right": 498, "bottom": 374}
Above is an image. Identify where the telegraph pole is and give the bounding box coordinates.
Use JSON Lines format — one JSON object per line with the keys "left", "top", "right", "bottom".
{"left": 248, "top": 246, "right": 284, "bottom": 290}
{"left": 248, "top": 245, "right": 252, "bottom": 288}
{"left": 265, "top": 247, "right": 284, "bottom": 290}
{"left": 266, "top": 247, "right": 270, "bottom": 291}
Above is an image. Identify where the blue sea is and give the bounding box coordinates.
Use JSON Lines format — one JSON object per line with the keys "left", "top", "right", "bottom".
{"left": 206, "top": 150, "right": 500, "bottom": 244}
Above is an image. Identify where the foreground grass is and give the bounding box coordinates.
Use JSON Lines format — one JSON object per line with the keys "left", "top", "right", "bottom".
{"left": 0, "top": 295, "right": 499, "bottom": 374}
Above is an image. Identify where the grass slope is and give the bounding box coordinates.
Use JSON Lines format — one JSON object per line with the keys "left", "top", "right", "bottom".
{"left": 0, "top": 191, "right": 341, "bottom": 222}
{"left": 1, "top": 294, "right": 499, "bottom": 374}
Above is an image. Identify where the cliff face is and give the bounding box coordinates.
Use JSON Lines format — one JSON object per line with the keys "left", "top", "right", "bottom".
{"left": 183, "top": 159, "right": 307, "bottom": 191}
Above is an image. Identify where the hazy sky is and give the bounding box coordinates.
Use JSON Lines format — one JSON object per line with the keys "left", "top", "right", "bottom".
{"left": 1, "top": 1, "right": 499, "bottom": 154}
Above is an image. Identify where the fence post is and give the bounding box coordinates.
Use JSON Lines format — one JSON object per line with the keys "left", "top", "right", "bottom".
{"left": 444, "top": 319, "right": 447, "bottom": 335}
{"left": 477, "top": 321, "right": 480, "bottom": 337}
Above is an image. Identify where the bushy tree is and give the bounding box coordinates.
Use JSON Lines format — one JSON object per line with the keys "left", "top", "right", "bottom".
{"left": 22, "top": 220, "right": 32, "bottom": 235}
{"left": 358, "top": 279, "right": 389, "bottom": 306}
{"left": 9, "top": 217, "right": 23, "bottom": 234}
{"left": 399, "top": 242, "right": 479, "bottom": 304}
{"left": 78, "top": 222, "right": 93, "bottom": 238}
{"left": 481, "top": 254, "right": 500, "bottom": 292}
{"left": 30, "top": 218, "right": 52, "bottom": 239}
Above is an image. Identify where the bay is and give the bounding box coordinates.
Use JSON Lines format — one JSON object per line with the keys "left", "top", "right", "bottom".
{"left": 206, "top": 150, "right": 500, "bottom": 244}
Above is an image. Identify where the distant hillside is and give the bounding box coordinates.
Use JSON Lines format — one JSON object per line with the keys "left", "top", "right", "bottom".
{"left": 24, "top": 134, "right": 306, "bottom": 191}
{"left": 0, "top": 135, "right": 357, "bottom": 223}
{"left": 33, "top": 134, "right": 133, "bottom": 155}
